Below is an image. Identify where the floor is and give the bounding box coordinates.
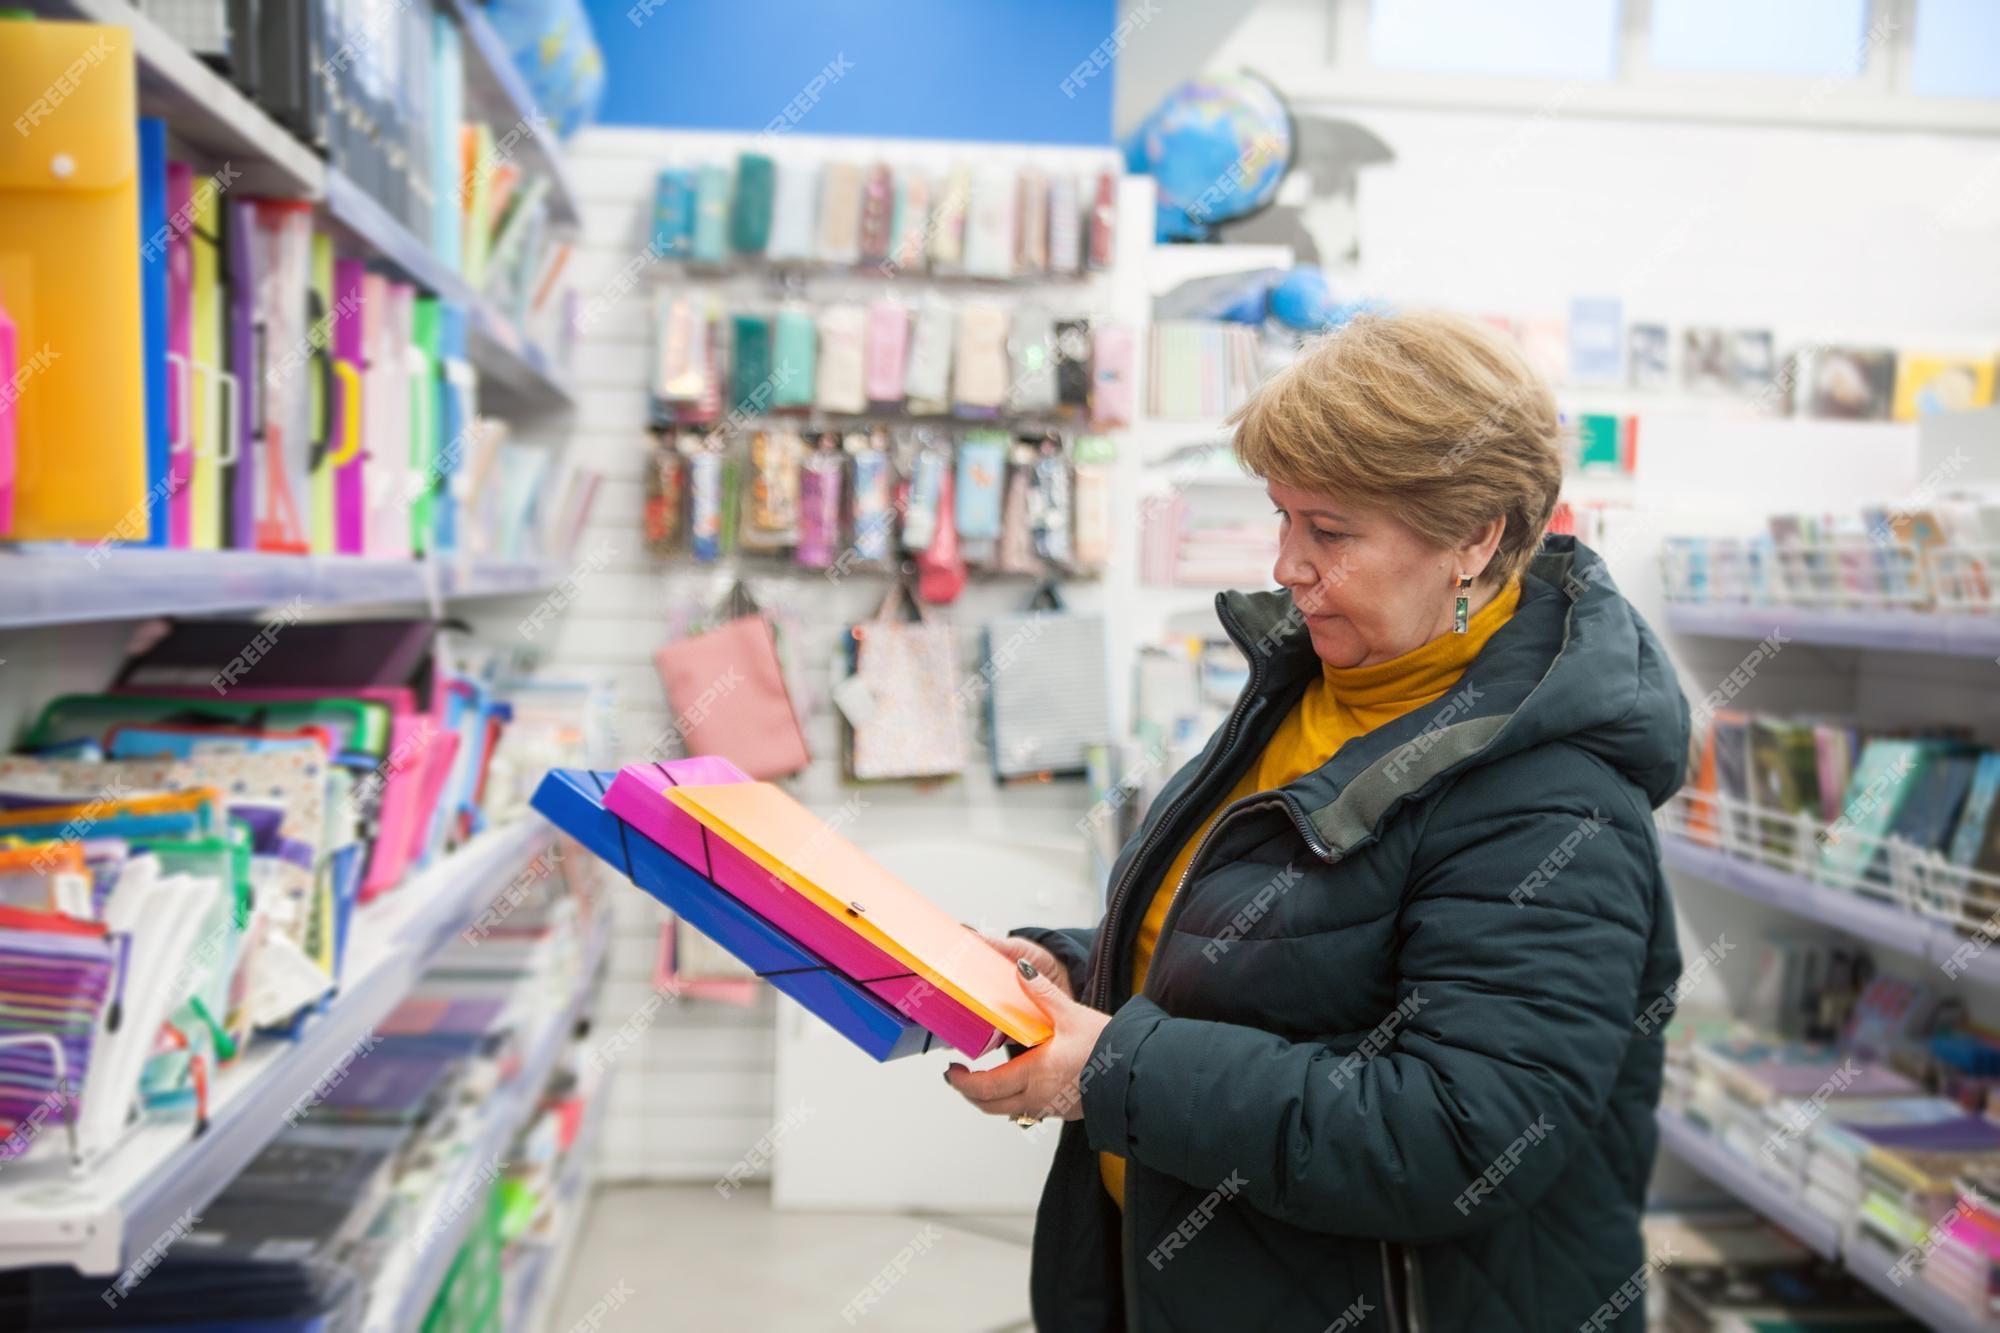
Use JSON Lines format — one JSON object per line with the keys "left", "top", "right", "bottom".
{"left": 546, "top": 1183, "right": 1036, "bottom": 1332}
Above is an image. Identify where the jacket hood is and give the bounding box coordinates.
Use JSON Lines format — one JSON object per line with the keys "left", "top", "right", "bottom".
{"left": 1216, "top": 536, "right": 1690, "bottom": 860}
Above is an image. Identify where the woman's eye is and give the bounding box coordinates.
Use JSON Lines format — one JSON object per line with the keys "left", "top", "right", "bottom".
{"left": 1314, "top": 529, "right": 1347, "bottom": 543}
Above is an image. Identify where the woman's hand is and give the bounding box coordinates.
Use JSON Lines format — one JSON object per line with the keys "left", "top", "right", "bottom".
{"left": 982, "top": 934, "right": 1072, "bottom": 999}
{"left": 944, "top": 957, "right": 1110, "bottom": 1122}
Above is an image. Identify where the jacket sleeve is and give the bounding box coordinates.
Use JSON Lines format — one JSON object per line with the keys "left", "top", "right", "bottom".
{"left": 1010, "top": 925, "right": 1096, "bottom": 999}
{"left": 1078, "top": 778, "right": 1654, "bottom": 1242}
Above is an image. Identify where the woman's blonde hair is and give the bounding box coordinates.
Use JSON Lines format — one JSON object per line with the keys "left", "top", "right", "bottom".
{"left": 1231, "top": 309, "right": 1564, "bottom": 588}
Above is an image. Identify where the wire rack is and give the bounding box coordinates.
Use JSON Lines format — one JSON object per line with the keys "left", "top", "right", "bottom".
{"left": 1660, "top": 538, "right": 2000, "bottom": 614}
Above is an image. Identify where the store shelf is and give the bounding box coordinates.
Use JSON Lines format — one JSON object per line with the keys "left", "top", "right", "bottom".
{"left": 1843, "top": 1232, "right": 1995, "bottom": 1333}
{"left": 1659, "top": 834, "right": 2000, "bottom": 987}
{"left": 438, "top": 0, "right": 582, "bottom": 227}
{"left": 1655, "top": 1108, "right": 1843, "bottom": 1259}
{"left": 0, "top": 548, "right": 561, "bottom": 629}
{"left": 511, "top": 1086, "right": 608, "bottom": 1333}
{"left": 1660, "top": 1108, "right": 2000, "bottom": 1328}
{"left": 28, "top": 0, "right": 326, "bottom": 198}
{"left": 367, "top": 914, "right": 609, "bottom": 1333}
{"left": 1658, "top": 836, "right": 1937, "bottom": 962}
{"left": 0, "top": 821, "right": 552, "bottom": 1277}
{"left": 1663, "top": 602, "right": 2000, "bottom": 658}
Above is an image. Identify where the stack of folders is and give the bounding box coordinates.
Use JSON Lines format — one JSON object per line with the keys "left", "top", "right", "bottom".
{"left": 1145, "top": 321, "right": 1264, "bottom": 421}
{"left": 0, "top": 618, "right": 589, "bottom": 1174}
{"left": 533, "top": 759, "right": 1054, "bottom": 1062}
{"left": 0, "top": 19, "right": 580, "bottom": 560}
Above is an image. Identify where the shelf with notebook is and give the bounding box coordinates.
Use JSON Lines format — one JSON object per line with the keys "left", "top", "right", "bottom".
{"left": 0, "top": 819, "right": 551, "bottom": 1276}
{"left": 506, "top": 1081, "right": 608, "bottom": 1333}
{"left": 364, "top": 911, "right": 609, "bottom": 1333}
{"left": 437, "top": 0, "right": 583, "bottom": 229}
{"left": 1659, "top": 730, "right": 2000, "bottom": 985}
{"left": 0, "top": 549, "right": 564, "bottom": 630}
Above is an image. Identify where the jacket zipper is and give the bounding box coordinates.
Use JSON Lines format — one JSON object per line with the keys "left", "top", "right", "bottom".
{"left": 1379, "top": 1243, "right": 1404, "bottom": 1333}
{"left": 1402, "top": 1245, "right": 1427, "bottom": 1332}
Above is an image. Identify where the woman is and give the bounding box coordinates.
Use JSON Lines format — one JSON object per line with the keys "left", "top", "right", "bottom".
{"left": 947, "top": 311, "right": 1688, "bottom": 1332}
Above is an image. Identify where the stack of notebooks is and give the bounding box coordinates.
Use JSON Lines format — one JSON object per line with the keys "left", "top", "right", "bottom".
{"left": 1145, "top": 321, "right": 1264, "bottom": 420}
{"left": 531, "top": 760, "right": 1053, "bottom": 1060}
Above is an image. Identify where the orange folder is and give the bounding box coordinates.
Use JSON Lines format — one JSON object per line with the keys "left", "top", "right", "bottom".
{"left": 0, "top": 19, "right": 148, "bottom": 540}
{"left": 662, "top": 782, "right": 1054, "bottom": 1047}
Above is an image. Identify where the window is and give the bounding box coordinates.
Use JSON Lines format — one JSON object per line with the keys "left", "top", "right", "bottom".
{"left": 1648, "top": 0, "right": 1872, "bottom": 79}
{"left": 1909, "top": 0, "right": 2000, "bottom": 100}
{"left": 1367, "top": 0, "right": 1623, "bottom": 81}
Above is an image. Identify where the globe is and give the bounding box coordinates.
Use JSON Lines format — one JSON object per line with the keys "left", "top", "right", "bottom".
{"left": 1124, "top": 71, "right": 1295, "bottom": 243}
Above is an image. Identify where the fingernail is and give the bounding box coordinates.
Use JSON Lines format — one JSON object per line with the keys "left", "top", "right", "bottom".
{"left": 1017, "top": 958, "right": 1038, "bottom": 980}
{"left": 942, "top": 1068, "right": 953, "bottom": 1084}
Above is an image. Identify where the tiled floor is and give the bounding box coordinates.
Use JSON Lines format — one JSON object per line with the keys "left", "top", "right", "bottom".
{"left": 546, "top": 1183, "right": 1035, "bottom": 1332}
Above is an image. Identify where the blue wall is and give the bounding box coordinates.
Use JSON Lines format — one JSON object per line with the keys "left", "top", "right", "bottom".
{"left": 585, "top": 0, "right": 1117, "bottom": 145}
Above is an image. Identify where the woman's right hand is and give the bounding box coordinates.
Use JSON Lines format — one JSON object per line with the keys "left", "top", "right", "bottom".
{"left": 984, "top": 934, "right": 1072, "bottom": 1000}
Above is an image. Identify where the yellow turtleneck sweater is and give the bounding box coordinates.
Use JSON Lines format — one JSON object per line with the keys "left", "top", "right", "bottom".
{"left": 1100, "top": 580, "right": 1522, "bottom": 1206}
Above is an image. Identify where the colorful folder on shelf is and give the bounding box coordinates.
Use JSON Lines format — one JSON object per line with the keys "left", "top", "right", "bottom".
{"left": 0, "top": 19, "right": 148, "bottom": 541}
{"left": 605, "top": 761, "right": 1031, "bottom": 1056}
{"left": 136, "top": 118, "right": 170, "bottom": 547}
{"left": 331, "top": 258, "right": 368, "bottom": 554}
{"left": 186, "top": 157, "right": 229, "bottom": 551}
{"left": 531, "top": 768, "right": 934, "bottom": 1062}
{"left": 164, "top": 161, "right": 195, "bottom": 548}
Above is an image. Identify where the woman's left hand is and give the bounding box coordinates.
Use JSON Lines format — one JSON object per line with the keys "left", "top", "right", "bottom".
{"left": 943, "top": 959, "right": 1112, "bottom": 1122}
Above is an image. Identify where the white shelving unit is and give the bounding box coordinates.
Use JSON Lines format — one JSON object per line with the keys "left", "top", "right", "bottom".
{"left": 0, "top": 821, "right": 552, "bottom": 1277}
{"left": 1664, "top": 602, "right": 2000, "bottom": 659}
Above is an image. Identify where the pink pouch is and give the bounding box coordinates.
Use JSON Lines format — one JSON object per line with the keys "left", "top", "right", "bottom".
{"left": 652, "top": 614, "right": 810, "bottom": 780}
{"left": 1090, "top": 323, "right": 1136, "bottom": 428}
{"left": 606, "top": 759, "right": 1006, "bottom": 1056}
{"left": 864, "top": 301, "right": 908, "bottom": 405}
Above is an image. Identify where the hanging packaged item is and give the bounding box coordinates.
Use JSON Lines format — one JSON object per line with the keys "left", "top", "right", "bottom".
{"left": 1088, "top": 170, "right": 1118, "bottom": 270}
{"left": 844, "top": 578, "right": 966, "bottom": 781}
{"left": 1090, "top": 322, "right": 1136, "bottom": 428}
{"left": 995, "top": 448, "right": 1043, "bottom": 576}
{"left": 1007, "top": 309, "right": 1059, "bottom": 414}
{"left": 1072, "top": 434, "right": 1115, "bottom": 570}
{"left": 767, "top": 159, "right": 819, "bottom": 262}
{"left": 848, "top": 431, "right": 896, "bottom": 567}
{"left": 815, "top": 304, "right": 868, "bottom": 415}
{"left": 653, "top": 581, "right": 811, "bottom": 780}
{"left": 817, "top": 162, "right": 865, "bottom": 265}
{"left": 688, "top": 444, "right": 726, "bottom": 562}
{"left": 903, "top": 297, "right": 956, "bottom": 414}
{"left": 1047, "top": 174, "right": 1082, "bottom": 274}
{"left": 955, "top": 432, "right": 1008, "bottom": 545}
{"left": 864, "top": 301, "right": 909, "bottom": 407}
{"left": 729, "top": 152, "right": 776, "bottom": 256}
{"left": 738, "top": 429, "right": 801, "bottom": 553}
{"left": 918, "top": 460, "right": 967, "bottom": 605}
{"left": 1027, "top": 433, "right": 1074, "bottom": 567}
{"left": 962, "top": 166, "right": 1017, "bottom": 279}
{"left": 952, "top": 304, "right": 1011, "bottom": 414}
{"left": 731, "top": 314, "right": 774, "bottom": 417}
{"left": 1056, "top": 319, "right": 1093, "bottom": 408}
{"left": 929, "top": 166, "right": 971, "bottom": 270}
{"left": 1014, "top": 169, "right": 1049, "bottom": 275}
{"left": 643, "top": 437, "right": 685, "bottom": 555}
{"left": 888, "top": 169, "right": 929, "bottom": 274}
{"left": 652, "top": 293, "right": 709, "bottom": 420}
{"left": 691, "top": 163, "right": 730, "bottom": 264}
{"left": 985, "top": 583, "right": 1112, "bottom": 779}
{"left": 771, "top": 308, "right": 818, "bottom": 410}
{"left": 795, "top": 433, "right": 844, "bottom": 570}
{"left": 654, "top": 168, "right": 695, "bottom": 258}
{"left": 900, "top": 440, "right": 947, "bottom": 554}
{"left": 858, "top": 163, "right": 894, "bottom": 265}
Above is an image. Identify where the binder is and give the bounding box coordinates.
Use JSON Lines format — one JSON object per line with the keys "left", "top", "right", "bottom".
{"left": 306, "top": 231, "right": 337, "bottom": 554}
{"left": 136, "top": 118, "right": 170, "bottom": 547}
{"left": 606, "top": 761, "right": 1013, "bottom": 1056}
{"left": 365, "top": 282, "right": 414, "bottom": 559}
{"left": 0, "top": 19, "right": 148, "bottom": 540}
{"left": 532, "top": 769, "right": 933, "bottom": 1062}
{"left": 164, "top": 163, "right": 195, "bottom": 547}
{"left": 186, "top": 161, "right": 231, "bottom": 550}
{"left": 250, "top": 201, "right": 313, "bottom": 552}
{"left": 330, "top": 258, "right": 366, "bottom": 554}
{"left": 223, "top": 198, "right": 260, "bottom": 547}
{"left": 407, "top": 296, "right": 440, "bottom": 554}
{"left": 432, "top": 303, "right": 471, "bottom": 556}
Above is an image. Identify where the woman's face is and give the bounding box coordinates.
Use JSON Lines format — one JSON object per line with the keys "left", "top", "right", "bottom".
{"left": 1268, "top": 481, "right": 1492, "bottom": 669}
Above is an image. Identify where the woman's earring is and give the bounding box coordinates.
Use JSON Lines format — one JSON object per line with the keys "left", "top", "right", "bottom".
{"left": 1452, "top": 574, "right": 1473, "bottom": 634}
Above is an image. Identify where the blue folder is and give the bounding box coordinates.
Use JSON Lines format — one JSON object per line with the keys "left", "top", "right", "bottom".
{"left": 531, "top": 769, "right": 934, "bottom": 1061}
{"left": 137, "top": 117, "right": 171, "bottom": 546}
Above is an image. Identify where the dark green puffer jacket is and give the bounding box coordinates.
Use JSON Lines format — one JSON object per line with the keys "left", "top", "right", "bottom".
{"left": 1018, "top": 537, "right": 1688, "bottom": 1333}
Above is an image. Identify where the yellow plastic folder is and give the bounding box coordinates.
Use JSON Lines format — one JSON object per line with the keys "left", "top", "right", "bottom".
{"left": 0, "top": 20, "right": 148, "bottom": 540}
{"left": 662, "top": 782, "right": 1054, "bottom": 1047}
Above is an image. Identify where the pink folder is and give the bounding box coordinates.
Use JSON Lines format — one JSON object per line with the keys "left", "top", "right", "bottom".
{"left": 606, "top": 759, "right": 1017, "bottom": 1056}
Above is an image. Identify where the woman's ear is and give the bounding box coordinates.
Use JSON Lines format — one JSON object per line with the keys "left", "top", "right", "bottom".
{"left": 1456, "top": 515, "right": 1507, "bottom": 582}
